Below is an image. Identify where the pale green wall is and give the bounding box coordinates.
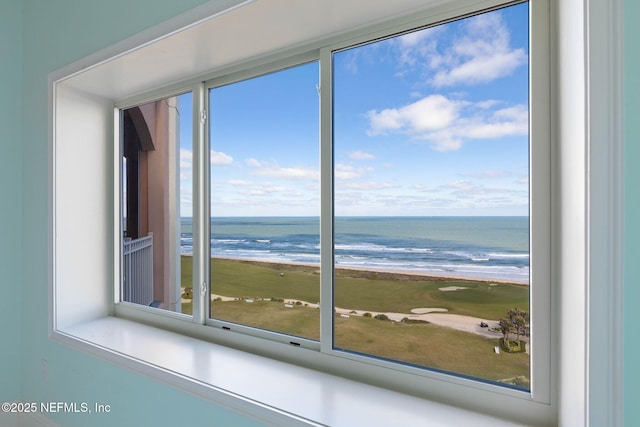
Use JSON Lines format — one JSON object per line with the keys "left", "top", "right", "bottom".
{"left": 624, "top": 1, "right": 639, "bottom": 426}
{"left": 0, "top": 0, "right": 23, "bottom": 403}
{"left": 20, "top": 1, "right": 264, "bottom": 425}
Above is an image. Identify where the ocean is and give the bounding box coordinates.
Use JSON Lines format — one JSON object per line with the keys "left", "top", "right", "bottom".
{"left": 180, "top": 216, "right": 530, "bottom": 283}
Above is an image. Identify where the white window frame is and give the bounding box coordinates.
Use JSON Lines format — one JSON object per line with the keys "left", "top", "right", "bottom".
{"left": 115, "top": 0, "right": 550, "bottom": 408}
{"left": 47, "top": 0, "right": 626, "bottom": 424}
{"left": 203, "top": 54, "right": 323, "bottom": 349}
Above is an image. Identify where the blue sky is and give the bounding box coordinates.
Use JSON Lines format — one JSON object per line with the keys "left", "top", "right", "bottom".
{"left": 179, "top": 2, "right": 529, "bottom": 217}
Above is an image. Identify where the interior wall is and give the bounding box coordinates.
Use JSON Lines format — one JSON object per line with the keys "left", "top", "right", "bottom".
{"left": 21, "top": 0, "right": 265, "bottom": 425}
{"left": 624, "top": 1, "right": 639, "bottom": 426}
{"left": 0, "top": 0, "right": 23, "bottom": 403}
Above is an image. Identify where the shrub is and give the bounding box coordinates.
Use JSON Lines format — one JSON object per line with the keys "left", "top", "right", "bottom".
{"left": 374, "top": 314, "right": 389, "bottom": 321}
{"left": 499, "top": 338, "right": 526, "bottom": 353}
{"left": 363, "top": 312, "right": 372, "bottom": 318}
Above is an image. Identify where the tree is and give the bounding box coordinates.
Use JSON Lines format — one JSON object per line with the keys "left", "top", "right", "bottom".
{"left": 499, "top": 318, "right": 512, "bottom": 343}
{"left": 514, "top": 315, "right": 526, "bottom": 341}
{"left": 507, "top": 308, "right": 530, "bottom": 340}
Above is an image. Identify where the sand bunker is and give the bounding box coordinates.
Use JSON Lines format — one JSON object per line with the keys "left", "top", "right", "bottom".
{"left": 438, "top": 286, "right": 469, "bottom": 292}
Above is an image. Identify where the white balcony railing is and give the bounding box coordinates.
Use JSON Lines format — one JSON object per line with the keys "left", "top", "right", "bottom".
{"left": 123, "top": 233, "right": 154, "bottom": 306}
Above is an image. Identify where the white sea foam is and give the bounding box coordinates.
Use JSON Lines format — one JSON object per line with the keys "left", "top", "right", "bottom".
{"left": 186, "top": 216, "right": 531, "bottom": 282}
{"left": 487, "top": 252, "right": 529, "bottom": 259}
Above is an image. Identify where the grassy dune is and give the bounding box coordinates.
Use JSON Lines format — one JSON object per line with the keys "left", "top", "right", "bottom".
{"left": 180, "top": 256, "right": 530, "bottom": 384}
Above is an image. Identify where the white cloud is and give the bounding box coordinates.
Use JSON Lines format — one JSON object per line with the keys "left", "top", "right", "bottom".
{"left": 342, "top": 182, "right": 393, "bottom": 190}
{"left": 479, "top": 170, "right": 509, "bottom": 179}
{"left": 476, "top": 100, "right": 502, "bottom": 110}
{"left": 228, "top": 179, "right": 250, "bottom": 186}
{"left": 180, "top": 149, "right": 193, "bottom": 168}
{"left": 246, "top": 158, "right": 318, "bottom": 180}
{"left": 211, "top": 150, "right": 233, "bottom": 165}
{"left": 453, "top": 104, "right": 529, "bottom": 139}
{"left": 179, "top": 149, "right": 193, "bottom": 181}
{"left": 366, "top": 95, "right": 465, "bottom": 137}
{"left": 183, "top": 148, "right": 233, "bottom": 171}
{"left": 334, "top": 163, "right": 371, "bottom": 180}
{"left": 255, "top": 166, "right": 318, "bottom": 180}
{"left": 246, "top": 158, "right": 262, "bottom": 168}
{"left": 179, "top": 187, "right": 193, "bottom": 211}
{"left": 430, "top": 11, "right": 527, "bottom": 88}
{"left": 248, "top": 184, "right": 287, "bottom": 195}
{"left": 390, "top": 10, "right": 526, "bottom": 89}
{"left": 366, "top": 93, "right": 528, "bottom": 151}
{"left": 440, "top": 179, "right": 527, "bottom": 201}
{"left": 349, "top": 150, "right": 375, "bottom": 160}
{"left": 395, "top": 26, "right": 443, "bottom": 68}
{"left": 432, "top": 50, "right": 526, "bottom": 88}
{"left": 448, "top": 180, "right": 475, "bottom": 191}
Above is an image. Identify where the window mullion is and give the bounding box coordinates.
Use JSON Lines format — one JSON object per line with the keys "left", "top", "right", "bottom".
{"left": 192, "top": 82, "right": 209, "bottom": 325}
{"left": 528, "top": 0, "right": 551, "bottom": 403}
{"left": 319, "top": 48, "right": 334, "bottom": 353}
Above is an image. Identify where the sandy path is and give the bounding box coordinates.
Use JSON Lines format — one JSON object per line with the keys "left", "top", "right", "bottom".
{"left": 335, "top": 307, "right": 501, "bottom": 338}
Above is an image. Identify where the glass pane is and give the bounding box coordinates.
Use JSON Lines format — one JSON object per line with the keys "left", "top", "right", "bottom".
{"left": 209, "top": 62, "right": 320, "bottom": 340}
{"left": 121, "top": 92, "right": 193, "bottom": 315}
{"left": 333, "top": 3, "right": 530, "bottom": 388}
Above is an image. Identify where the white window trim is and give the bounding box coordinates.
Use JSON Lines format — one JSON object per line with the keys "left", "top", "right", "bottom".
{"left": 47, "top": 0, "right": 625, "bottom": 425}
{"left": 115, "top": 0, "right": 550, "bottom": 406}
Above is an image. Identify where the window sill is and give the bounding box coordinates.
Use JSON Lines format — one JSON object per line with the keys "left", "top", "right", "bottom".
{"left": 55, "top": 317, "right": 522, "bottom": 427}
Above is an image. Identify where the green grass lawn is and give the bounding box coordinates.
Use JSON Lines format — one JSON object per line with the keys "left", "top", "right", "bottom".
{"left": 209, "top": 258, "right": 321, "bottom": 303}
{"left": 335, "top": 315, "right": 529, "bottom": 383}
{"left": 188, "top": 257, "right": 529, "bottom": 320}
{"left": 179, "top": 256, "right": 530, "bottom": 385}
{"left": 212, "top": 299, "right": 321, "bottom": 340}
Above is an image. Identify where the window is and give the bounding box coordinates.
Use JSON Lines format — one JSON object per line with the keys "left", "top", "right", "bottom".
{"left": 120, "top": 92, "right": 193, "bottom": 315}
{"left": 332, "top": 4, "right": 532, "bottom": 386}
{"left": 117, "top": 0, "right": 546, "bottom": 395}
{"left": 208, "top": 62, "right": 320, "bottom": 339}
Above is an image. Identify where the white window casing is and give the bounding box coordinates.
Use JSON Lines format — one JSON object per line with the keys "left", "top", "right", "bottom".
{"left": 48, "top": 0, "right": 625, "bottom": 425}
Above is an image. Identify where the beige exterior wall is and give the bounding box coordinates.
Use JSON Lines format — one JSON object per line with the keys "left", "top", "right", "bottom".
{"left": 145, "top": 97, "right": 181, "bottom": 312}
{"left": 128, "top": 97, "right": 181, "bottom": 312}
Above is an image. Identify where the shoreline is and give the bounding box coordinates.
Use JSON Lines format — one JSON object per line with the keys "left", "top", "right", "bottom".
{"left": 182, "top": 254, "right": 529, "bottom": 286}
